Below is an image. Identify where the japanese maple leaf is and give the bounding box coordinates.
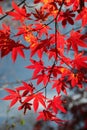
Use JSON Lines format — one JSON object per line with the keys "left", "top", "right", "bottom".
{"left": 0, "top": 23, "right": 10, "bottom": 34}
{"left": 7, "top": 1, "right": 31, "bottom": 22}
{"left": 47, "top": 96, "right": 66, "bottom": 114}
{"left": 32, "top": 7, "right": 49, "bottom": 21}
{"left": 72, "top": 52, "right": 87, "bottom": 69}
{"left": 48, "top": 48, "right": 57, "bottom": 60}
{"left": 0, "top": 24, "right": 11, "bottom": 57}
{"left": 16, "top": 25, "right": 38, "bottom": 49}
{"left": 67, "top": 72, "right": 83, "bottom": 88}
{"left": 33, "top": 92, "right": 46, "bottom": 112}
{"left": 34, "top": 23, "right": 50, "bottom": 37}
{"left": 18, "top": 102, "right": 32, "bottom": 114}
{"left": 37, "top": 110, "right": 64, "bottom": 123}
{"left": 37, "top": 110, "right": 55, "bottom": 121}
{"left": 48, "top": 66, "right": 62, "bottom": 78}
{"left": 0, "top": 24, "right": 25, "bottom": 60}
{"left": 52, "top": 78, "right": 68, "bottom": 95}
{"left": 0, "top": 31, "right": 16, "bottom": 57}
{"left": 67, "top": 30, "right": 87, "bottom": 53}
{"left": 16, "top": 81, "right": 35, "bottom": 96}
{"left": 60, "top": 55, "right": 71, "bottom": 66}
{"left": 58, "top": 9, "right": 75, "bottom": 27}
{"left": 32, "top": 73, "right": 49, "bottom": 86}
{"left": 24, "top": 92, "right": 46, "bottom": 112}
{"left": 76, "top": 7, "right": 87, "bottom": 27}
{"left": 72, "top": 0, "right": 80, "bottom": 10}
{"left": 40, "top": 1, "right": 58, "bottom": 18}
{"left": 24, "top": 32, "right": 39, "bottom": 51}
{"left": 12, "top": 46, "right": 25, "bottom": 62}
{"left": 45, "top": 32, "right": 66, "bottom": 53}
{"left": 30, "top": 35, "right": 55, "bottom": 57}
{"left": 26, "top": 59, "right": 44, "bottom": 77}
{"left": 15, "top": 24, "right": 34, "bottom": 38}
{"left": 16, "top": 25, "right": 38, "bottom": 55}
{"left": 2, "top": 88, "right": 21, "bottom": 108}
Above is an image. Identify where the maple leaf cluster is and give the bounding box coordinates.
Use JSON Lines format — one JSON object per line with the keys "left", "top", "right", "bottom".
{"left": 0, "top": 0, "right": 87, "bottom": 124}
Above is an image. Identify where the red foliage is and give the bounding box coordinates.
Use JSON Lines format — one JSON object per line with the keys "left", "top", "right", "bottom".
{"left": 0, "top": 0, "right": 87, "bottom": 124}
{"left": 7, "top": 1, "right": 31, "bottom": 22}
{"left": 2, "top": 88, "right": 21, "bottom": 107}
{"left": 58, "top": 9, "right": 75, "bottom": 27}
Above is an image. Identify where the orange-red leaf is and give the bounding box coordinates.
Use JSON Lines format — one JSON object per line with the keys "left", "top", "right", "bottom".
{"left": 7, "top": 1, "right": 31, "bottom": 22}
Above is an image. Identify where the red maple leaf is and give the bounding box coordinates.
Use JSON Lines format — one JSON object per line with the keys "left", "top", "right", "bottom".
{"left": 16, "top": 81, "right": 35, "bottom": 96}
{"left": 26, "top": 59, "right": 44, "bottom": 77}
{"left": 0, "top": 24, "right": 25, "bottom": 60}
{"left": 72, "top": 52, "right": 87, "bottom": 69}
{"left": 58, "top": 9, "right": 75, "bottom": 27}
{"left": 67, "top": 72, "right": 83, "bottom": 88}
{"left": 47, "top": 48, "right": 57, "bottom": 60}
{"left": 33, "top": 93, "right": 46, "bottom": 112}
{"left": 47, "top": 96, "right": 66, "bottom": 113}
{"left": 30, "top": 35, "right": 55, "bottom": 57}
{"left": 76, "top": 7, "right": 87, "bottom": 27}
{"left": 24, "top": 92, "right": 46, "bottom": 112}
{"left": 2, "top": 88, "right": 21, "bottom": 107}
{"left": 0, "top": 25, "right": 16, "bottom": 57}
{"left": 37, "top": 110, "right": 64, "bottom": 123}
{"left": 34, "top": 23, "right": 50, "bottom": 37}
{"left": 7, "top": 1, "right": 31, "bottom": 22}
{"left": 67, "top": 30, "right": 87, "bottom": 53}
{"left": 32, "top": 7, "right": 49, "bottom": 21}
{"left": 52, "top": 78, "right": 68, "bottom": 95}
{"left": 33, "top": 73, "right": 49, "bottom": 86}
{"left": 37, "top": 110, "right": 55, "bottom": 121}
{"left": 12, "top": 46, "right": 25, "bottom": 62}
{"left": 15, "top": 24, "right": 33, "bottom": 37}
{"left": 18, "top": 102, "right": 32, "bottom": 114}
{"left": 1, "top": 0, "right": 87, "bottom": 125}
